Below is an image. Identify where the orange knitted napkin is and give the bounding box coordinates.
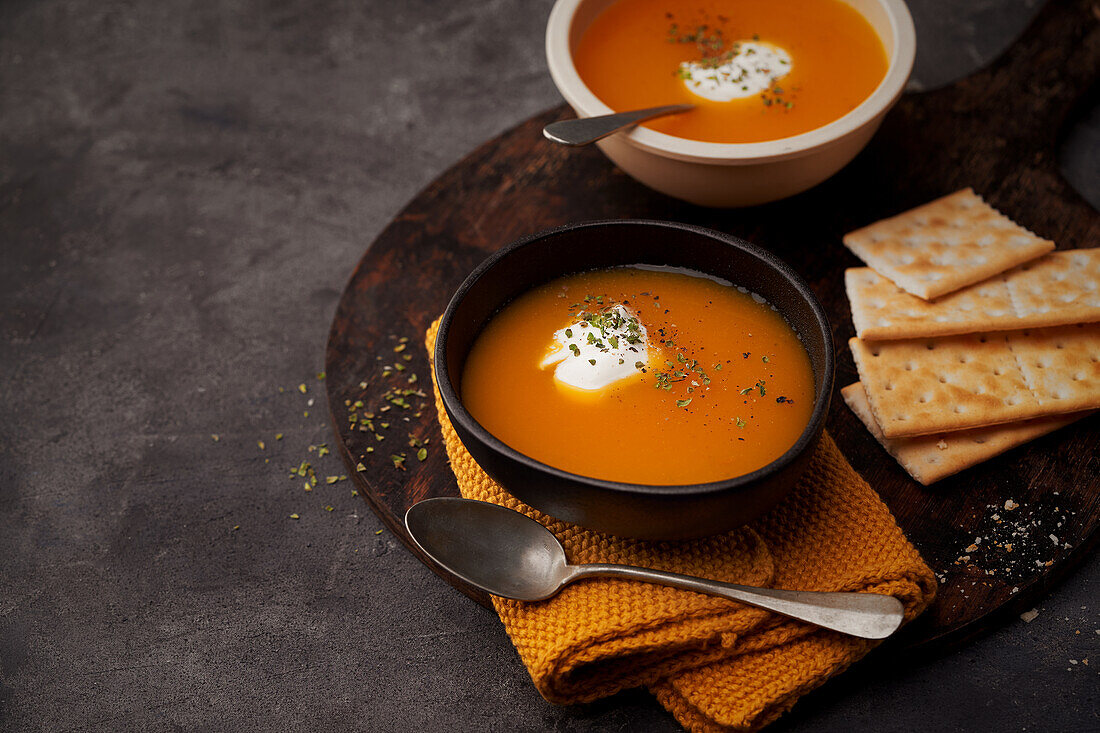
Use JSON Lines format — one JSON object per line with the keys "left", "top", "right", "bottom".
{"left": 425, "top": 321, "right": 936, "bottom": 731}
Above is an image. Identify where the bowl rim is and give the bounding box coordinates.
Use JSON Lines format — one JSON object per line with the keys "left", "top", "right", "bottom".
{"left": 434, "top": 219, "right": 835, "bottom": 499}
{"left": 545, "top": 0, "right": 916, "bottom": 165}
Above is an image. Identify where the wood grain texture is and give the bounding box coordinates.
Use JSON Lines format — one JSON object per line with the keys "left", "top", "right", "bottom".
{"left": 325, "top": 0, "right": 1100, "bottom": 652}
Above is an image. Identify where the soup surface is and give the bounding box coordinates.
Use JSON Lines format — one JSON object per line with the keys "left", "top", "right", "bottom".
{"left": 573, "top": 0, "right": 888, "bottom": 143}
{"left": 461, "top": 267, "right": 815, "bottom": 485}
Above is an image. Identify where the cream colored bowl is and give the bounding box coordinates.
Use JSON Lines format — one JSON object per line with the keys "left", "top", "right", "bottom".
{"left": 545, "top": 0, "right": 916, "bottom": 207}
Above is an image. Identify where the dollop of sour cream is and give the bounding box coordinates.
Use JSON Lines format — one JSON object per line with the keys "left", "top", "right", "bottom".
{"left": 540, "top": 304, "right": 649, "bottom": 391}
{"left": 678, "top": 40, "right": 791, "bottom": 102}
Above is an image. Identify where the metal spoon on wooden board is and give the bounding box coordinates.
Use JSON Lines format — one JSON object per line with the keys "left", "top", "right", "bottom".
{"left": 542, "top": 104, "right": 694, "bottom": 146}
{"left": 405, "top": 497, "right": 905, "bottom": 640}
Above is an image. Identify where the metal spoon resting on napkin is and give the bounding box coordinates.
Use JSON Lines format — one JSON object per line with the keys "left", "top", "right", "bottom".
{"left": 405, "top": 497, "right": 905, "bottom": 640}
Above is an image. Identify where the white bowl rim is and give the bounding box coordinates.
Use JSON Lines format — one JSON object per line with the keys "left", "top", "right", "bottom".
{"left": 545, "top": 0, "right": 916, "bottom": 165}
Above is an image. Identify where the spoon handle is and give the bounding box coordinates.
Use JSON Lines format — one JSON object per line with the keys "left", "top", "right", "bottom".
{"left": 569, "top": 564, "right": 905, "bottom": 640}
{"left": 542, "top": 105, "right": 694, "bottom": 146}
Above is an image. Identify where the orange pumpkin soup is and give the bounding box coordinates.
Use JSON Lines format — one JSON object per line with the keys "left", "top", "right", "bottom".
{"left": 461, "top": 267, "right": 814, "bottom": 485}
{"left": 573, "top": 0, "right": 888, "bottom": 143}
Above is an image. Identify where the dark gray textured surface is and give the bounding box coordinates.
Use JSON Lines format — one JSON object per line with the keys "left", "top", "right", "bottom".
{"left": 1, "top": 1, "right": 1096, "bottom": 731}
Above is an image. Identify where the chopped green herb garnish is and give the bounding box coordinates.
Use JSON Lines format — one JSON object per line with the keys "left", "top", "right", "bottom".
{"left": 676, "top": 398, "right": 692, "bottom": 408}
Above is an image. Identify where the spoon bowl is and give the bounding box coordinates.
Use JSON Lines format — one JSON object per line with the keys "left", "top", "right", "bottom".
{"left": 406, "top": 496, "right": 570, "bottom": 601}
{"left": 406, "top": 497, "right": 906, "bottom": 639}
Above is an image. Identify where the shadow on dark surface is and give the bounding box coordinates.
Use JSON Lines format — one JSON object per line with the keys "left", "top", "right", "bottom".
{"left": 1059, "top": 93, "right": 1100, "bottom": 209}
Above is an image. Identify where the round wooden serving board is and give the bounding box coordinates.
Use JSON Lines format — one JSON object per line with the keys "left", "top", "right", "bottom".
{"left": 326, "top": 0, "right": 1100, "bottom": 652}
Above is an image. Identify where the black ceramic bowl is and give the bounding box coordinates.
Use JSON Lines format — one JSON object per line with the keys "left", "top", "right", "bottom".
{"left": 435, "top": 220, "right": 834, "bottom": 540}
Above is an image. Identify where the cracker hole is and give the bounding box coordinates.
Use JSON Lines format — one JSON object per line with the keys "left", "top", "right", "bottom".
{"left": 953, "top": 405, "right": 965, "bottom": 413}
{"left": 938, "top": 376, "right": 948, "bottom": 383}
{"left": 884, "top": 384, "right": 893, "bottom": 391}
{"left": 904, "top": 363, "right": 914, "bottom": 371}
{"left": 978, "top": 336, "right": 987, "bottom": 343}
{"left": 926, "top": 343, "right": 936, "bottom": 350}
{"left": 1056, "top": 342, "right": 1064, "bottom": 349}
{"left": 973, "top": 438, "right": 986, "bottom": 444}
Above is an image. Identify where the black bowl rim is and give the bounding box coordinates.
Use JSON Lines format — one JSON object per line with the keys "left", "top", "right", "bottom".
{"left": 434, "top": 219, "right": 835, "bottom": 499}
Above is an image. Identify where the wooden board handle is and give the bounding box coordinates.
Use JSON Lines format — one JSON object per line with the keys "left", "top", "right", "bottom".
{"left": 967, "top": 0, "right": 1100, "bottom": 144}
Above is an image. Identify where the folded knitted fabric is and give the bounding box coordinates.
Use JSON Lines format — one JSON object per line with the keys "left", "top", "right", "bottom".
{"left": 425, "top": 320, "right": 936, "bottom": 731}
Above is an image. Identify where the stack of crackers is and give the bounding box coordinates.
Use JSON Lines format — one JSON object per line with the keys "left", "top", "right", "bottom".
{"left": 838, "top": 188, "right": 1100, "bottom": 485}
